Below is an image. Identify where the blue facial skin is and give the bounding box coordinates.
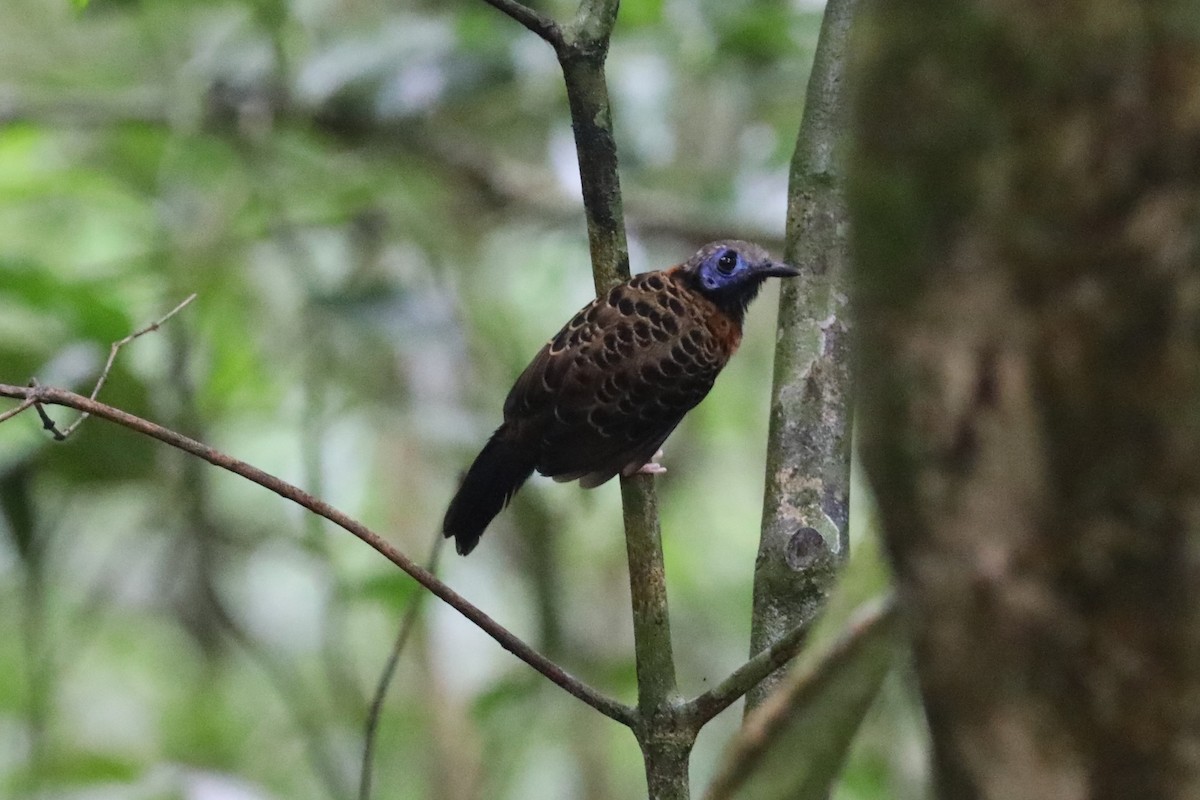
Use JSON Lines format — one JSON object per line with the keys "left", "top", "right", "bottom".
{"left": 691, "top": 245, "right": 798, "bottom": 322}
{"left": 697, "top": 248, "right": 750, "bottom": 291}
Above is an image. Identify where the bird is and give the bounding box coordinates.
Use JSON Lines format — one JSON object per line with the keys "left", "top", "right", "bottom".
{"left": 442, "top": 240, "right": 800, "bottom": 555}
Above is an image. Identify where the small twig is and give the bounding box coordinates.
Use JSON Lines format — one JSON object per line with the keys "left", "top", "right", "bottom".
{"left": 34, "top": 405, "right": 62, "bottom": 439}
{"left": 702, "top": 595, "right": 899, "bottom": 800}
{"left": 685, "top": 612, "right": 815, "bottom": 726}
{"left": 0, "top": 397, "right": 34, "bottom": 426}
{"left": 477, "top": 0, "right": 563, "bottom": 47}
{"left": 56, "top": 293, "right": 197, "bottom": 439}
{"left": 29, "top": 379, "right": 66, "bottom": 441}
{"left": 0, "top": 382, "right": 637, "bottom": 728}
{"left": 359, "top": 529, "right": 446, "bottom": 800}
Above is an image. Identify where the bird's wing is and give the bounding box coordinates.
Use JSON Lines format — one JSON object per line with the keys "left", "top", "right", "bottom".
{"left": 503, "top": 273, "right": 729, "bottom": 485}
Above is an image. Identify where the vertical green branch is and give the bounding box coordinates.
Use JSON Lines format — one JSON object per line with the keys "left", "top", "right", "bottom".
{"left": 557, "top": 2, "right": 690, "bottom": 796}
{"left": 620, "top": 478, "right": 679, "bottom": 712}
{"left": 479, "top": 0, "right": 689, "bottom": 794}
{"left": 748, "top": 0, "right": 856, "bottom": 712}
{"left": 558, "top": 22, "right": 631, "bottom": 294}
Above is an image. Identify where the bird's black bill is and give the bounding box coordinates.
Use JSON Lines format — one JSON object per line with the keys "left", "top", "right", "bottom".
{"left": 754, "top": 260, "right": 801, "bottom": 278}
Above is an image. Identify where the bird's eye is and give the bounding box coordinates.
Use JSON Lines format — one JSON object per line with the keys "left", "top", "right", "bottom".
{"left": 717, "top": 251, "right": 738, "bottom": 275}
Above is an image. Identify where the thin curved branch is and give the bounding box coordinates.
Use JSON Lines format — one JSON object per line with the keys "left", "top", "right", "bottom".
{"left": 359, "top": 530, "right": 446, "bottom": 800}
{"left": 0, "top": 397, "right": 34, "bottom": 425}
{"left": 477, "top": 0, "right": 563, "bottom": 47}
{"left": 0, "top": 383, "right": 637, "bottom": 728}
{"left": 685, "top": 612, "right": 815, "bottom": 726}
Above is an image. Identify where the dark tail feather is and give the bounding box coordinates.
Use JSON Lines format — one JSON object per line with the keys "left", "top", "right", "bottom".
{"left": 443, "top": 430, "right": 536, "bottom": 555}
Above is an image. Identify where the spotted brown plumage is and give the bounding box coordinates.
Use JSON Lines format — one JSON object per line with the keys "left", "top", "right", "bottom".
{"left": 443, "top": 240, "right": 799, "bottom": 555}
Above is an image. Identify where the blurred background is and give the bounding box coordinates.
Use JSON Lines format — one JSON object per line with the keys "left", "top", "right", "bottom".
{"left": 0, "top": 0, "right": 926, "bottom": 798}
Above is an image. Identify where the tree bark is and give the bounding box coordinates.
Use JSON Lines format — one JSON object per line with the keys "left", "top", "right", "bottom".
{"left": 749, "top": 0, "right": 855, "bottom": 713}
{"left": 850, "top": 2, "right": 1200, "bottom": 798}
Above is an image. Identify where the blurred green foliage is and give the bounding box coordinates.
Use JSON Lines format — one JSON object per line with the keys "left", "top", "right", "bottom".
{"left": 0, "top": 0, "right": 925, "bottom": 798}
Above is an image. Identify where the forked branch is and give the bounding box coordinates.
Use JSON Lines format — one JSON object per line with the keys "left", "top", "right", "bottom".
{"left": 0, "top": 382, "right": 636, "bottom": 728}
{"left": 477, "top": 0, "right": 563, "bottom": 47}
{"left": 54, "top": 292, "right": 198, "bottom": 440}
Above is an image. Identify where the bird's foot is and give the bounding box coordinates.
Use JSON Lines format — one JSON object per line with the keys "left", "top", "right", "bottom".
{"left": 635, "top": 449, "right": 667, "bottom": 476}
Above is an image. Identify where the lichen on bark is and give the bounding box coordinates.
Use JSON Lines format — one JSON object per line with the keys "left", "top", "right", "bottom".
{"left": 749, "top": 0, "right": 856, "bottom": 712}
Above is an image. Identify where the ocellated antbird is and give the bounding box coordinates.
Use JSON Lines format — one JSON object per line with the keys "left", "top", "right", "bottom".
{"left": 443, "top": 240, "right": 799, "bottom": 555}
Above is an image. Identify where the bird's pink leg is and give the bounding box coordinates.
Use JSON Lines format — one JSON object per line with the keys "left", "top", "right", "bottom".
{"left": 634, "top": 449, "right": 666, "bottom": 476}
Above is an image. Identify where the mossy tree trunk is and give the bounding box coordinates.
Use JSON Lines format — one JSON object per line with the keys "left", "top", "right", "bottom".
{"left": 850, "top": 2, "right": 1200, "bottom": 798}
{"left": 750, "top": 0, "right": 855, "bottom": 714}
